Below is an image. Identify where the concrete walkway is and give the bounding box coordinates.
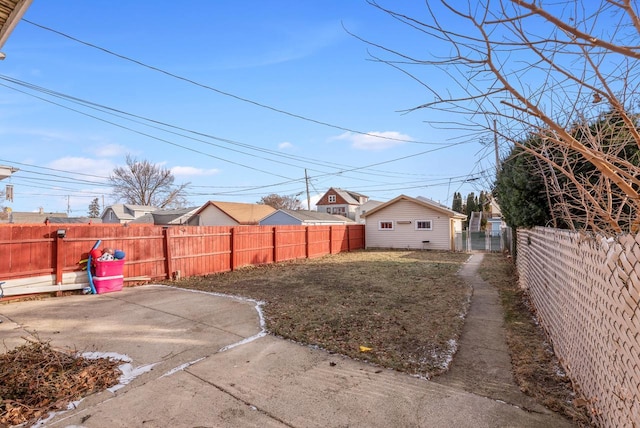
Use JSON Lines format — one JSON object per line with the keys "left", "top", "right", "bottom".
{"left": 434, "top": 253, "right": 557, "bottom": 414}
{"left": 0, "top": 278, "right": 573, "bottom": 427}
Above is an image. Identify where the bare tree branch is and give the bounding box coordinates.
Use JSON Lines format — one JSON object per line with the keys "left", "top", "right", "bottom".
{"left": 361, "top": 0, "right": 640, "bottom": 233}
{"left": 109, "top": 155, "right": 190, "bottom": 208}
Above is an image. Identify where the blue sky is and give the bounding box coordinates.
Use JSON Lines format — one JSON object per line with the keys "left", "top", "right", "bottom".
{"left": 0, "top": 1, "right": 492, "bottom": 215}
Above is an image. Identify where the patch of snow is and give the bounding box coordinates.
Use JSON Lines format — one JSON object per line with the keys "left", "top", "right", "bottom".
{"left": 161, "top": 357, "right": 206, "bottom": 378}
{"left": 439, "top": 339, "right": 458, "bottom": 370}
{"left": 81, "top": 351, "right": 131, "bottom": 363}
{"left": 79, "top": 351, "right": 157, "bottom": 393}
{"left": 219, "top": 331, "right": 268, "bottom": 353}
{"left": 108, "top": 362, "right": 158, "bottom": 392}
{"left": 32, "top": 412, "right": 58, "bottom": 427}
{"left": 411, "top": 373, "right": 431, "bottom": 381}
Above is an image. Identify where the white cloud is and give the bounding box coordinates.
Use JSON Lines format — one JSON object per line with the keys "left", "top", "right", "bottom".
{"left": 332, "top": 131, "right": 411, "bottom": 151}
{"left": 89, "top": 143, "right": 128, "bottom": 158}
{"left": 47, "top": 157, "right": 114, "bottom": 181}
{"left": 171, "top": 166, "right": 220, "bottom": 177}
{"left": 278, "top": 141, "right": 294, "bottom": 150}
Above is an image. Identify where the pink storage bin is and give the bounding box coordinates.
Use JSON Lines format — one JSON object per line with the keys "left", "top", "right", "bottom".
{"left": 94, "top": 259, "right": 125, "bottom": 277}
{"left": 94, "top": 275, "right": 124, "bottom": 294}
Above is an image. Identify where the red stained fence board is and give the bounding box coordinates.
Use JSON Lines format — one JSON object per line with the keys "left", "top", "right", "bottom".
{"left": 0, "top": 224, "right": 364, "bottom": 284}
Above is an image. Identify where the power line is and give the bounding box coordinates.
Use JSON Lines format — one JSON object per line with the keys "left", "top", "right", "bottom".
{"left": 0, "top": 80, "right": 299, "bottom": 182}
{"left": 24, "top": 19, "right": 452, "bottom": 148}
{"left": 0, "top": 157, "right": 108, "bottom": 180}
{"left": 0, "top": 22, "right": 487, "bottom": 203}
{"left": 0, "top": 75, "right": 467, "bottom": 182}
{"left": 0, "top": 76, "right": 477, "bottom": 196}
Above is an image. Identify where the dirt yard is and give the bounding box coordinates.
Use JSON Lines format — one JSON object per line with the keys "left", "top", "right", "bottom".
{"left": 169, "top": 250, "right": 472, "bottom": 378}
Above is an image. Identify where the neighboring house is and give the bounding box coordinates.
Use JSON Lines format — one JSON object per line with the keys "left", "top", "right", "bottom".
{"left": 362, "top": 194, "right": 467, "bottom": 251}
{"left": 259, "top": 209, "right": 355, "bottom": 226}
{"left": 355, "top": 200, "right": 384, "bottom": 224}
{"left": 486, "top": 195, "right": 506, "bottom": 236}
{"left": 0, "top": 210, "right": 67, "bottom": 224}
{"left": 101, "top": 204, "right": 159, "bottom": 224}
{"left": 187, "top": 201, "right": 276, "bottom": 226}
{"left": 315, "top": 188, "right": 369, "bottom": 221}
{"left": 128, "top": 206, "right": 199, "bottom": 226}
{"left": 45, "top": 217, "right": 102, "bottom": 224}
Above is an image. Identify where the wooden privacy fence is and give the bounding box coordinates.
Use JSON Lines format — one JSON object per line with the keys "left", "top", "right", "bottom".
{"left": 517, "top": 227, "right": 640, "bottom": 427}
{"left": 0, "top": 224, "right": 365, "bottom": 297}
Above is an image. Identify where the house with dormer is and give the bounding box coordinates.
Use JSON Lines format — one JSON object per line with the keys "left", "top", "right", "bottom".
{"left": 101, "top": 204, "right": 159, "bottom": 224}
{"left": 128, "top": 206, "right": 200, "bottom": 226}
{"left": 315, "top": 188, "right": 370, "bottom": 221}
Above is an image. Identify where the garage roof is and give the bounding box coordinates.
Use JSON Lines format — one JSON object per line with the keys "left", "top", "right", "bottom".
{"left": 0, "top": 0, "right": 32, "bottom": 51}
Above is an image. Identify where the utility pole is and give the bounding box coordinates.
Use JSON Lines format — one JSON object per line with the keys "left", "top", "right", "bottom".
{"left": 305, "top": 169, "right": 311, "bottom": 210}
{"left": 67, "top": 195, "right": 70, "bottom": 214}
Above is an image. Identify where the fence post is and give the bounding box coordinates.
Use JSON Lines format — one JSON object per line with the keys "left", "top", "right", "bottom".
{"left": 273, "top": 227, "right": 278, "bottom": 263}
{"left": 55, "top": 231, "right": 64, "bottom": 288}
{"left": 163, "top": 227, "right": 173, "bottom": 279}
{"left": 305, "top": 226, "right": 309, "bottom": 259}
{"left": 329, "top": 226, "right": 334, "bottom": 254}
{"left": 231, "top": 227, "right": 237, "bottom": 271}
{"left": 346, "top": 225, "right": 351, "bottom": 252}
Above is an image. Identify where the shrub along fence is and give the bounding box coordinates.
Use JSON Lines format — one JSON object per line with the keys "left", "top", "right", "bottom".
{"left": 0, "top": 224, "right": 364, "bottom": 297}
{"left": 517, "top": 227, "right": 640, "bottom": 427}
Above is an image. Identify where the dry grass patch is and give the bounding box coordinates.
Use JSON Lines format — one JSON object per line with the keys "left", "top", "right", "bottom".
{"left": 169, "top": 250, "right": 471, "bottom": 378}
{"left": 478, "top": 253, "right": 593, "bottom": 426}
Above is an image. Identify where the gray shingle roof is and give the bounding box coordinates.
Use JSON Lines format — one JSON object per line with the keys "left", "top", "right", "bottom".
{"left": 45, "top": 217, "right": 102, "bottom": 224}
{"left": 0, "top": 211, "right": 67, "bottom": 224}
{"left": 279, "top": 209, "right": 355, "bottom": 223}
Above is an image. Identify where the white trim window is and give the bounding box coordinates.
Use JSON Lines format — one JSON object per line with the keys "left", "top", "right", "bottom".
{"left": 379, "top": 220, "right": 394, "bottom": 230}
{"left": 328, "top": 195, "right": 336, "bottom": 203}
{"left": 415, "top": 220, "right": 432, "bottom": 231}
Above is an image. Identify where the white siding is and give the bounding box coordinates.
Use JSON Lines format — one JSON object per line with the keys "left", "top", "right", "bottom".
{"left": 197, "top": 205, "right": 238, "bottom": 226}
{"left": 101, "top": 208, "right": 119, "bottom": 224}
{"left": 365, "top": 200, "right": 453, "bottom": 250}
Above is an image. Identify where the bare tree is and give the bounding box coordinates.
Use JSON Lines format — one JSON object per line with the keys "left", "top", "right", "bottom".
{"left": 258, "top": 193, "right": 302, "bottom": 210}
{"left": 109, "top": 155, "right": 190, "bottom": 208}
{"left": 361, "top": 0, "right": 640, "bottom": 233}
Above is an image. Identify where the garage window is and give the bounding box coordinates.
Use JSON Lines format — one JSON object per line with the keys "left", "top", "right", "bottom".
{"left": 415, "top": 220, "right": 432, "bottom": 230}
{"left": 379, "top": 221, "right": 394, "bottom": 230}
